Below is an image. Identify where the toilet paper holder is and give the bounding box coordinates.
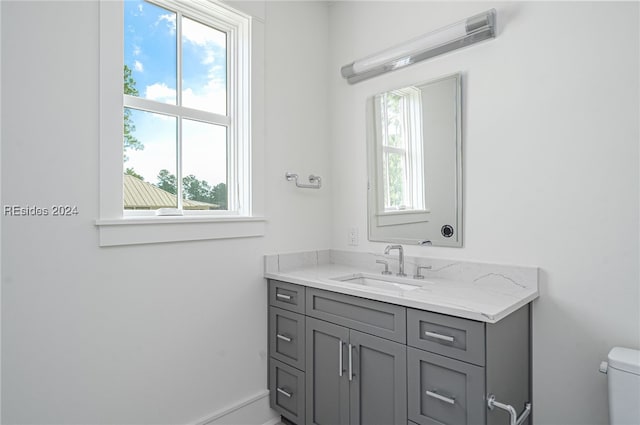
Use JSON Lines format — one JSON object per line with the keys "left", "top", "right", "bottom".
{"left": 487, "top": 394, "right": 532, "bottom": 425}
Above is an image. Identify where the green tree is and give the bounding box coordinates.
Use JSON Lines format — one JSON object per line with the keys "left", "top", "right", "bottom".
{"left": 157, "top": 169, "right": 177, "bottom": 194}
{"left": 155, "top": 170, "right": 227, "bottom": 210}
{"left": 123, "top": 65, "right": 143, "bottom": 161}
{"left": 125, "top": 167, "right": 144, "bottom": 181}
{"left": 183, "top": 175, "right": 215, "bottom": 204}
{"left": 211, "top": 183, "right": 227, "bottom": 210}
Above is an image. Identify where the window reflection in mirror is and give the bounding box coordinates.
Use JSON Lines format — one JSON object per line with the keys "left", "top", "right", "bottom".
{"left": 367, "top": 73, "right": 462, "bottom": 247}
{"left": 377, "top": 88, "right": 425, "bottom": 212}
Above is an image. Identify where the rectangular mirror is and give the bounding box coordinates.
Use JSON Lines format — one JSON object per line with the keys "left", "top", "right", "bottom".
{"left": 366, "top": 73, "right": 462, "bottom": 247}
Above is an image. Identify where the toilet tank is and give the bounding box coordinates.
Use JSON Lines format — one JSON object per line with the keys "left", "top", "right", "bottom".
{"left": 607, "top": 347, "right": 640, "bottom": 425}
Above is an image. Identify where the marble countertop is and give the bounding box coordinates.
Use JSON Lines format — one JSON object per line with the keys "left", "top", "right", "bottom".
{"left": 264, "top": 250, "right": 539, "bottom": 323}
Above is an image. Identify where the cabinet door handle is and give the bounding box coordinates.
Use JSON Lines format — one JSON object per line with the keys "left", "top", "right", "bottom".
{"left": 338, "top": 340, "right": 344, "bottom": 377}
{"left": 426, "top": 390, "right": 455, "bottom": 405}
{"left": 276, "top": 293, "right": 292, "bottom": 300}
{"left": 276, "top": 334, "right": 292, "bottom": 342}
{"left": 425, "top": 331, "right": 455, "bottom": 343}
{"left": 348, "top": 343, "right": 354, "bottom": 381}
{"left": 276, "top": 387, "right": 292, "bottom": 398}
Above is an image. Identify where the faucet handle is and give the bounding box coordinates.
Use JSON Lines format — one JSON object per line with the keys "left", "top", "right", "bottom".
{"left": 413, "top": 265, "right": 432, "bottom": 279}
{"left": 376, "top": 259, "right": 392, "bottom": 275}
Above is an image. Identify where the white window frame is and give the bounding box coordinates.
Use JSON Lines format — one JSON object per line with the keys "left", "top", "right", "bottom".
{"left": 96, "top": 0, "right": 265, "bottom": 246}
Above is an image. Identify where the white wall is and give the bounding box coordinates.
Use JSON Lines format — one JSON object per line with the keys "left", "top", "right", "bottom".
{"left": 0, "top": 1, "right": 329, "bottom": 423}
{"left": 328, "top": 2, "right": 639, "bottom": 424}
{"left": 264, "top": 1, "right": 331, "bottom": 253}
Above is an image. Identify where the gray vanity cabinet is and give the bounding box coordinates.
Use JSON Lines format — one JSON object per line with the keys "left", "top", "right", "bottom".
{"left": 305, "top": 317, "right": 407, "bottom": 425}
{"left": 268, "top": 280, "right": 531, "bottom": 425}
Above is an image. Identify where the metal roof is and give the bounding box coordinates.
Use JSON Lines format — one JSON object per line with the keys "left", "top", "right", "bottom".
{"left": 124, "top": 174, "right": 219, "bottom": 210}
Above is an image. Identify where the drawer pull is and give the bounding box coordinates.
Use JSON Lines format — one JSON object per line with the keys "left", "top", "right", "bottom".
{"left": 425, "top": 331, "right": 455, "bottom": 343}
{"left": 276, "top": 334, "right": 292, "bottom": 342}
{"left": 348, "top": 343, "right": 354, "bottom": 381}
{"left": 426, "top": 390, "right": 455, "bottom": 405}
{"left": 276, "top": 293, "right": 292, "bottom": 300}
{"left": 338, "top": 340, "right": 344, "bottom": 377}
{"left": 276, "top": 387, "right": 292, "bottom": 398}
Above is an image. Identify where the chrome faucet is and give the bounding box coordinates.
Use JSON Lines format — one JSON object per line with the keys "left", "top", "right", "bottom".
{"left": 384, "top": 244, "right": 406, "bottom": 277}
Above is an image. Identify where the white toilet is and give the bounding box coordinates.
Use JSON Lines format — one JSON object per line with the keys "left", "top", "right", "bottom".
{"left": 601, "top": 347, "right": 640, "bottom": 425}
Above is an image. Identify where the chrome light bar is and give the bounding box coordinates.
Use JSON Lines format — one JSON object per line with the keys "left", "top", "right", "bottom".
{"left": 341, "top": 9, "right": 496, "bottom": 84}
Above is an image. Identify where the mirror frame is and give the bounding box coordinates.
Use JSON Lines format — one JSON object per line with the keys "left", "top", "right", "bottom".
{"left": 366, "top": 73, "right": 463, "bottom": 247}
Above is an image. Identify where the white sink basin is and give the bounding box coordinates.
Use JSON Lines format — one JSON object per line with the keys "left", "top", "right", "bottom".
{"left": 330, "top": 273, "right": 423, "bottom": 292}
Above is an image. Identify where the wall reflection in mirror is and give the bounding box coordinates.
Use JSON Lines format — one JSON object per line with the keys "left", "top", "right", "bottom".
{"left": 367, "top": 73, "right": 462, "bottom": 247}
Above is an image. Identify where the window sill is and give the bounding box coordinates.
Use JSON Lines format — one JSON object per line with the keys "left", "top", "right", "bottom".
{"left": 376, "top": 210, "right": 430, "bottom": 227}
{"left": 95, "top": 216, "right": 266, "bottom": 246}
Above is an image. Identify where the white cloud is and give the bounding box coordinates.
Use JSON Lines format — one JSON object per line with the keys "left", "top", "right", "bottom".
{"left": 182, "top": 17, "right": 225, "bottom": 48}
{"left": 157, "top": 13, "right": 176, "bottom": 34}
{"left": 145, "top": 83, "right": 176, "bottom": 104}
{"left": 133, "top": 45, "right": 141, "bottom": 56}
{"left": 182, "top": 79, "right": 226, "bottom": 115}
{"left": 134, "top": 60, "right": 144, "bottom": 72}
{"left": 144, "top": 79, "right": 227, "bottom": 115}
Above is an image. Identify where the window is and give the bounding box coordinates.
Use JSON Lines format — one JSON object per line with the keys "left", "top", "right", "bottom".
{"left": 97, "top": 0, "right": 264, "bottom": 246}
{"left": 377, "top": 88, "right": 425, "bottom": 212}
{"left": 123, "top": 0, "right": 242, "bottom": 215}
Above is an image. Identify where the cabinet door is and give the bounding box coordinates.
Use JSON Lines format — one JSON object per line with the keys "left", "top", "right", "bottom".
{"left": 349, "top": 330, "right": 407, "bottom": 425}
{"left": 306, "top": 317, "right": 350, "bottom": 425}
{"left": 269, "top": 358, "right": 305, "bottom": 424}
{"left": 269, "top": 307, "right": 305, "bottom": 370}
{"left": 408, "top": 347, "right": 485, "bottom": 425}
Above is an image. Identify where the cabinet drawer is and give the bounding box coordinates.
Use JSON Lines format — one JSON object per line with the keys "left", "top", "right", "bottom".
{"left": 269, "top": 307, "right": 305, "bottom": 371}
{"left": 407, "top": 309, "right": 485, "bottom": 366}
{"left": 269, "top": 358, "right": 305, "bottom": 424}
{"left": 306, "top": 288, "right": 406, "bottom": 343}
{"left": 269, "top": 280, "right": 305, "bottom": 314}
{"left": 407, "top": 347, "right": 485, "bottom": 425}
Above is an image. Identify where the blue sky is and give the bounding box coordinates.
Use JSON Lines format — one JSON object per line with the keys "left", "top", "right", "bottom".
{"left": 123, "top": 0, "right": 227, "bottom": 189}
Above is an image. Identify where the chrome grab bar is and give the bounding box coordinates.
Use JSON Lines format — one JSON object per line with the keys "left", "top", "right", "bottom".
{"left": 487, "top": 394, "right": 532, "bottom": 425}
{"left": 285, "top": 172, "right": 322, "bottom": 189}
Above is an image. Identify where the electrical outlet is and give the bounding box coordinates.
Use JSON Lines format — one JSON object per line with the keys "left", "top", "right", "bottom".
{"left": 348, "top": 226, "right": 359, "bottom": 246}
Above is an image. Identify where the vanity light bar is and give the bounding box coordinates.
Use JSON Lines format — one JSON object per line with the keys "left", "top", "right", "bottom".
{"left": 341, "top": 9, "right": 496, "bottom": 84}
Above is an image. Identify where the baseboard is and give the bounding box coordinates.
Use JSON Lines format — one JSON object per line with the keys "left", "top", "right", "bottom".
{"left": 190, "top": 389, "right": 279, "bottom": 425}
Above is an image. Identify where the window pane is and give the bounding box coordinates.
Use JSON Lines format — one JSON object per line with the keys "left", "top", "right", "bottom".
{"left": 124, "top": 108, "right": 177, "bottom": 210}
{"left": 182, "top": 119, "right": 227, "bottom": 210}
{"left": 385, "top": 152, "right": 407, "bottom": 210}
{"left": 182, "top": 17, "right": 227, "bottom": 115}
{"left": 385, "top": 93, "right": 405, "bottom": 148}
{"left": 124, "top": 0, "right": 177, "bottom": 105}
